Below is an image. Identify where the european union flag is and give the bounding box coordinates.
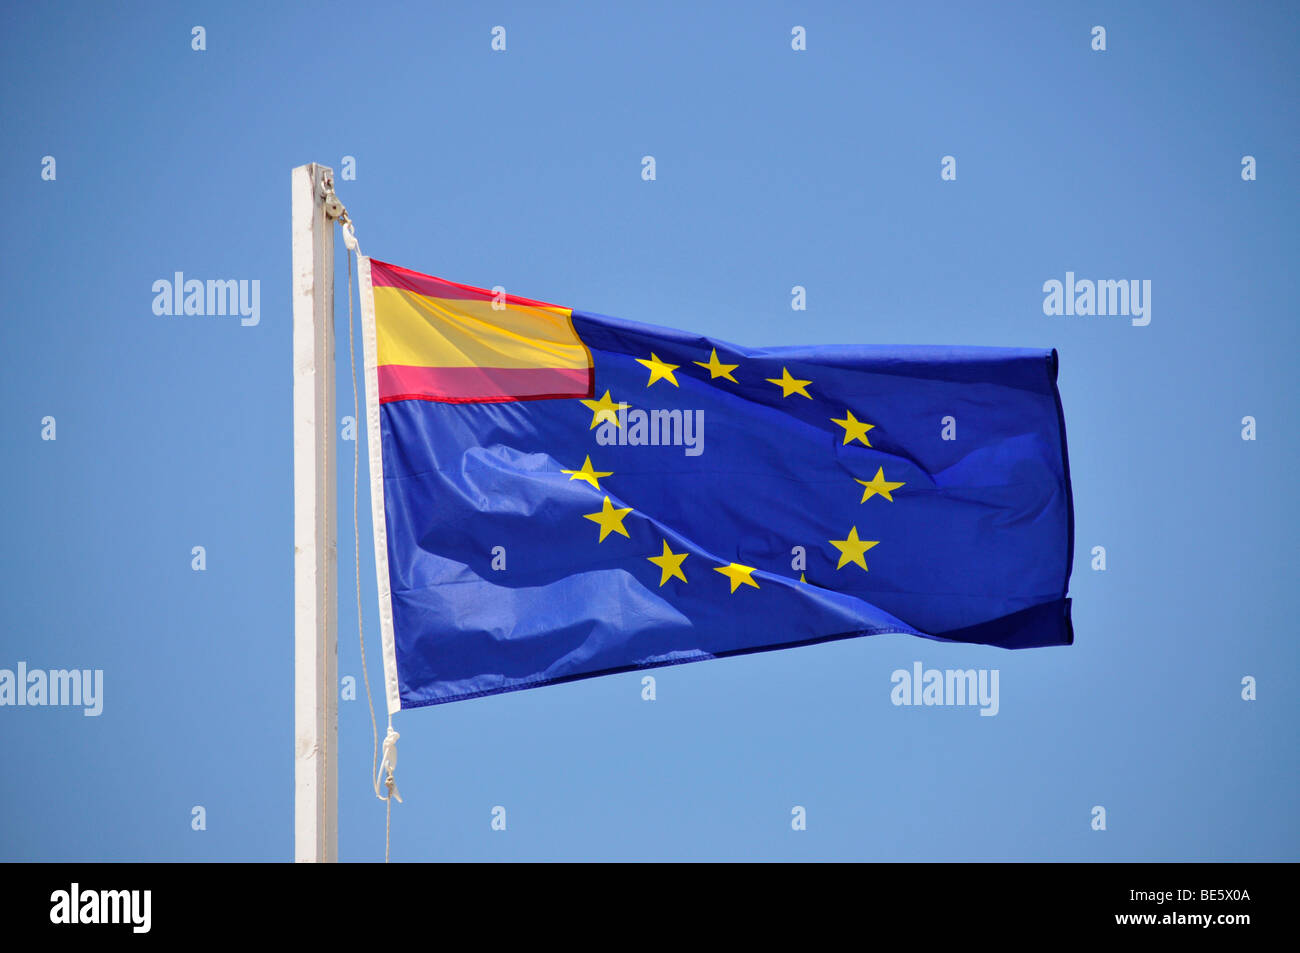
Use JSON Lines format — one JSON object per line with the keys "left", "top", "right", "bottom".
{"left": 359, "top": 259, "right": 1074, "bottom": 711}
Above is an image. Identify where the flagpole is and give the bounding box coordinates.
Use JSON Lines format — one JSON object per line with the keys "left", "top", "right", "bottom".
{"left": 292, "top": 162, "right": 339, "bottom": 863}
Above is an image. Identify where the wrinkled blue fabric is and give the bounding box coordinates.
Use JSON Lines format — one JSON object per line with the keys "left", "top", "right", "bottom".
{"left": 380, "top": 308, "right": 1074, "bottom": 708}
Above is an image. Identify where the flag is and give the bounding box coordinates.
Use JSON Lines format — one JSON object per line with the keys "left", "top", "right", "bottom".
{"left": 359, "top": 258, "right": 1074, "bottom": 711}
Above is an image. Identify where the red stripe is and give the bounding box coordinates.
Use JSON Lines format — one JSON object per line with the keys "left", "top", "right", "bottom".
{"left": 369, "top": 259, "right": 566, "bottom": 311}
{"left": 377, "top": 364, "right": 593, "bottom": 404}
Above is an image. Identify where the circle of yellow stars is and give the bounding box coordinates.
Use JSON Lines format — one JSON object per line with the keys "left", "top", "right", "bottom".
{"left": 563, "top": 347, "right": 907, "bottom": 592}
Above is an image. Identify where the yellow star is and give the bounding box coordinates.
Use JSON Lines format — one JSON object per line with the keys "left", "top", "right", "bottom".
{"left": 829, "top": 526, "right": 879, "bottom": 572}
{"left": 799, "top": 571, "right": 807, "bottom": 583}
{"left": 714, "top": 562, "right": 759, "bottom": 592}
{"left": 693, "top": 348, "right": 739, "bottom": 383}
{"left": 635, "top": 352, "right": 680, "bottom": 387}
{"left": 646, "top": 540, "right": 689, "bottom": 586}
{"left": 561, "top": 455, "right": 613, "bottom": 491}
{"left": 766, "top": 366, "right": 812, "bottom": 399}
{"left": 579, "top": 390, "right": 627, "bottom": 429}
{"left": 855, "top": 467, "right": 905, "bottom": 503}
{"left": 831, "top": 409, "right": 875, "bottom": 446}
{"left": 583, "top": 496, "right": 633, "bottom": 542}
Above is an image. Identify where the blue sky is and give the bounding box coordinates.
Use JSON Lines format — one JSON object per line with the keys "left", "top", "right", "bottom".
{"left": 1, "top": 0, "right": 1296, "bottom": 861}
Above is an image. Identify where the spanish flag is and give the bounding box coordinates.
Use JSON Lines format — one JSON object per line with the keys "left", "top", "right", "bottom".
{"left": 366, "top": 259, "right": 592, "bottom": 404}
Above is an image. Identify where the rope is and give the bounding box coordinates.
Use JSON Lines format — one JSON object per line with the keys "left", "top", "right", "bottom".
{"left": 380, "top": 726, "right": 401, "bottom": 861}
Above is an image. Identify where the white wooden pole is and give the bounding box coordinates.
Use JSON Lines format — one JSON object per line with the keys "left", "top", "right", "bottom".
{"left": 292, "top": 162, "right": 338, "bottom": 863}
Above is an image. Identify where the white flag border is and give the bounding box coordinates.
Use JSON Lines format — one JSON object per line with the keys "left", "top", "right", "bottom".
{"left": 357, "top": 255, "right": 402, "bottom": 715}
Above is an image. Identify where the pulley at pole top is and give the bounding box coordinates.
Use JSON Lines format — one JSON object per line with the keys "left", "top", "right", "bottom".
{"left": 318, "top": 168, "right": 349, "bottom": 224}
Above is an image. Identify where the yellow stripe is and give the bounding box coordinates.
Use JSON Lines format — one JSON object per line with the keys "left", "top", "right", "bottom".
{"left": 374, "top": 286, "right": 592, "bottom": 370}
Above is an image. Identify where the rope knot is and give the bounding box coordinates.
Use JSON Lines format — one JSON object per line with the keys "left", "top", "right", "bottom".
{"left": 376, "top": 726, "right": 402, "bottom": 803}
{"left": 341, "top": 221, "right": 361, "bottom": 254}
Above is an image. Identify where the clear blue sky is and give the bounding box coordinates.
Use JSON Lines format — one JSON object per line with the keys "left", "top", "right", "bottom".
{"left": 1, "top": 0, "right": 1295, "bottom": 861}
